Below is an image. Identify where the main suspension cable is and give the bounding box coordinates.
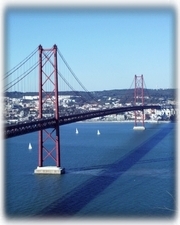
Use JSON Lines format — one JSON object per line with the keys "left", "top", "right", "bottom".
{"left": 57, "top": 49, "right": 98, "bottom": 103}
{"left": 4, "top": 47, "right": 38, "bottom": 80}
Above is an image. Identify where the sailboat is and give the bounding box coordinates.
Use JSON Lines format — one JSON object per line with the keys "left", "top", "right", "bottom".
{"left": 97, "top": 130, "right": 100, "bottom": 135}
{"left": 28, "top": 143, "right": 32, "bottom": 150}
{"left": 76, "top": 128, "right": 79, "bottom": 134}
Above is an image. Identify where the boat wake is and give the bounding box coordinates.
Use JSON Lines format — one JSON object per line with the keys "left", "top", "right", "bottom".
{"left": 67, "top": 168, "right": 104, "bottom": 176}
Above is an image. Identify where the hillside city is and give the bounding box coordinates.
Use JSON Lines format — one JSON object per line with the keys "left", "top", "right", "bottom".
{"left": 4, "top": 89, "right": 176, "bottom": 125}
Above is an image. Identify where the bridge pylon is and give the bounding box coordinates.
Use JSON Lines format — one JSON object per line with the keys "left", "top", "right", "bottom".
{"left": 34, "top": 45, "right": 65, "bottom": 174}
{"left": 133, "top": 74, "right": 145, "bottom": 130}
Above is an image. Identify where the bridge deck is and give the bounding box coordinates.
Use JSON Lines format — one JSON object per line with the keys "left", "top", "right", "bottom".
{"left": 5, "top": 105, "right": 161, "bottom": 139}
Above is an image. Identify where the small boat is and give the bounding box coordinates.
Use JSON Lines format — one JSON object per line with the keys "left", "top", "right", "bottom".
{"left": 97, "top": 130, "right": 100, "bottom": 135}
{"left": 28, "top": 143, "right": 32, "bottom": 150}
{"left": 76, "top": 128, "right": 79, "bottom": 134}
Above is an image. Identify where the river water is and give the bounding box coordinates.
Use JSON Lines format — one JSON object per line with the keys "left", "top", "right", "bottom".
{"left": 4, "top": 122, "right": 176, "bottom": 219}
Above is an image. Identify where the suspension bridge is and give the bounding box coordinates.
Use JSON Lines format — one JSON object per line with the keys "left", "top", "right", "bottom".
{"left": 4, "top": 44, "right": 161, "bottom": 174}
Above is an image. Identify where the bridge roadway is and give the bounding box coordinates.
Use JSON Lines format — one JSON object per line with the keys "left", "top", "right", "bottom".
{"left": 5, "top": 105, "right": 161, "bottom": 139}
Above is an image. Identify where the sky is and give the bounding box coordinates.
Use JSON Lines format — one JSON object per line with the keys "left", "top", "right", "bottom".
{"left": 5, "top": 7, "right": 175, "bottom": 91}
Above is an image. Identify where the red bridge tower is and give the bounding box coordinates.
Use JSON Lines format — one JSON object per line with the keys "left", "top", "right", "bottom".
{"left": 34, "top": 45, "right": 64, "bottom": 174}
{"left": 133, "top": 74, "right": 145, "bottom": 130}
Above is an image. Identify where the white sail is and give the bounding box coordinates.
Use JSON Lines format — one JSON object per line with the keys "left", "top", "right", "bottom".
{"left": 28, "top": 143, "right": 32, "bottom": 150}
{"left": 97, "top": 130, "right": 100, "bottom": 135}
{"left": 76, "top": 128, "right": 79, "bottom": 134}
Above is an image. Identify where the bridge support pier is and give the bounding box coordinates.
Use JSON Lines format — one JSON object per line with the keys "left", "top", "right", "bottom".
{"left": 34, "top": 166, "right": 65, "bottom": 174}
{"left": 133, "top": 126, "right": 145, "bottom": 130}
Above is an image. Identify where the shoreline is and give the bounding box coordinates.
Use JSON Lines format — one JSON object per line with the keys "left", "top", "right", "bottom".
{"left": 77, "top": 120, "right": 171, "bottom": 124}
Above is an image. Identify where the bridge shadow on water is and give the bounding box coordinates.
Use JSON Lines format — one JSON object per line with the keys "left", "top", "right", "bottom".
{"left": 37, "top": 124, "right": 174, "bottom": 218}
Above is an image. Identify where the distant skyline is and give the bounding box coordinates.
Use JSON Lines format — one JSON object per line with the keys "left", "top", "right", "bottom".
{"left": 5, "top": 7, "right": 175, "bottom": 91}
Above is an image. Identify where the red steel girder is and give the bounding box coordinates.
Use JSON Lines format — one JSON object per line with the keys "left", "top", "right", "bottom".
{"left": 134, "top": 75, "right": 145, "bottom": 127}
{"left": 38, "top": 45, "right": 60, "bottom": 167}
